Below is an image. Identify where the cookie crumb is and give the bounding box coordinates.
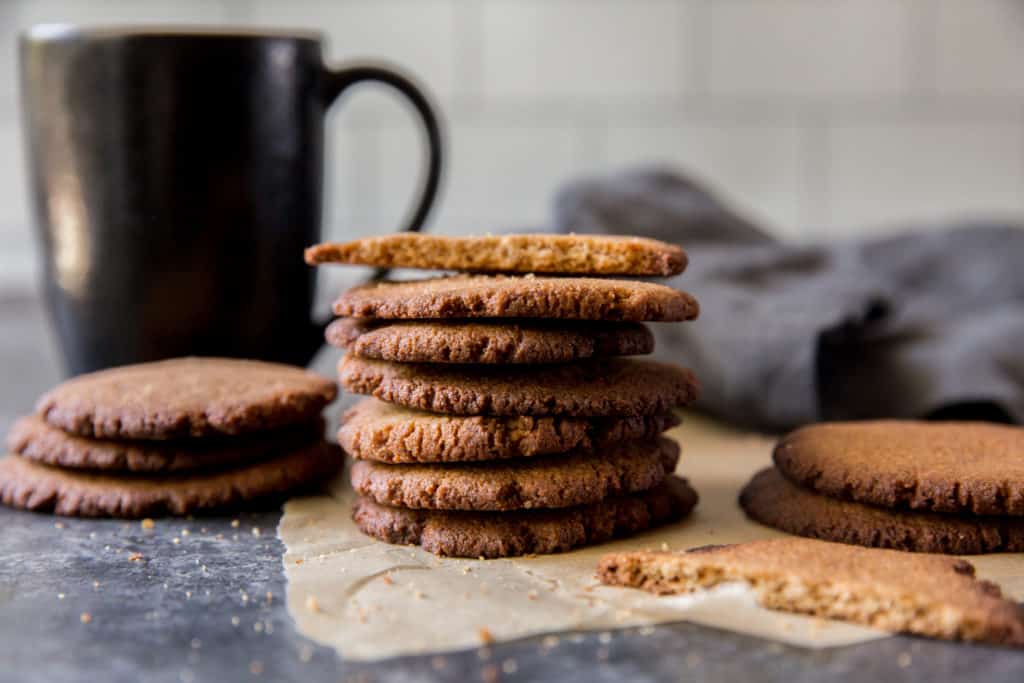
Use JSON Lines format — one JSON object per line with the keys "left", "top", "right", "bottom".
{"left": 231, "top": 616, "right": 241, "bottom": 627}
{"left": 413, "top": 590, "right": 425, "bottom": 600}
{"left": 481, "top": 664, "right": 499, "bottom": 683}
{"left": 253, "top": 622, "right": 263, "bottom": 633}
{"left": 542, "top": 635, "right": 560, "bottom": 649}
{"left": 298, "top": 645, "right": 313, "bottom": 663}
{"left": 79, "top": 612, "right": 91, "bottom": 624}
{"left": 502, "top": 658, "right": 518, "bottom": 674}
{"left": 252, "top": 527, "right": 261, "bottom": 537}
{"left": 141, "top": 519, "right": 155, "bottom": 530}
{"left": 128, "top": 553, "right": 143, "bottom": 562}
{"left": 660, "top": 542, "right": 669, "bottom": 551}
{"left": 55, "top": 522, "right": 65, "bottom": 529}
{"left": 527, "top": 591, "right": 538, "bottom": 601}
{"left": 248, "top": 660, "right": 263, "bottom": 676}
{"left": 478, "top": 627, "right": 495, "bottom": 645}
{"left": 598, "top": 631, "right": 612, "bottom": 644}
{"left": 305, "top": 596, "right": 321, "bottom": 613}
{"left": 431, "top": 656, "right": 446, "bottom": 671}
{"left": 381, "top": 574, "right": 394, "bottom": 585}
{"left": 231, "top": 519, "right": 240, "bottom": 528}
{"left": 294, "top": 558, "right": 303, "bottom": 565}
{"left": 172, "top": 537, "right": 181, "bottom": 545}
{"left": 898, "top": 652, "right": 912, "bottom": 668}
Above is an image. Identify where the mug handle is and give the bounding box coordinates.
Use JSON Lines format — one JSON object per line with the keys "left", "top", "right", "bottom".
{"left": 321, "top": 62, "right": 443, "bottom": 273}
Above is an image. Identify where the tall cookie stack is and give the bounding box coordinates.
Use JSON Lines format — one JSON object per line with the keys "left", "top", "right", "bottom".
{"left": 741, "top": 420, "right": 1024, "bottom": 554}
{"left": 306, "top": 233, "right": 702, "bottom": 558}
{"left": 1, "top": 358, "right": 340, "bottom": 518}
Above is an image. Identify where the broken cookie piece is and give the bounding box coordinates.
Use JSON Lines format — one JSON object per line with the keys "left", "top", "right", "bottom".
{"left": 597, "top": 537, "right": 1024, "bottom": 647}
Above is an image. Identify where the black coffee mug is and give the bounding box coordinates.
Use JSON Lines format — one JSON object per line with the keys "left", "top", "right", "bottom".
{"left": 20, "top": 26, "right": 442, "bottom": 375}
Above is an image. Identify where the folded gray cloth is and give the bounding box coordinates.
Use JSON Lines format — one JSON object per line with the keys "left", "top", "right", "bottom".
{"left": 552, "top": 168, "right": 1024, "bottom": 431}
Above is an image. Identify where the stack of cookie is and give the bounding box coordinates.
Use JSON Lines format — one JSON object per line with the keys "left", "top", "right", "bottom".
{"left": 306, "top": 233, "right": 702, "bottom": 558}
{"left": 741, "top": 421, "right": 1024, "bottom": 554}
{"left": 1, "top": 358, "right": 340, "bottom": 518}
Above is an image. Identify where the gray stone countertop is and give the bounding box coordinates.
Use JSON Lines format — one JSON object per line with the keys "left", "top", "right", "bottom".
{"left": 1, "top": 292, "right": 1023, "bottom": 683}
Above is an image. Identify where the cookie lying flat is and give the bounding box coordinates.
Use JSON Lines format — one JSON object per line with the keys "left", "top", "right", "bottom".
{"left": 36, "top": 357, "right": 337, "bottom": 439}
{"left": 739, "top": 468, "right": 1024, "bottom": 554}
{"left": 774, "top": 420, "right": 1024, "bottom": 516}
{"left": 0, "top": 442, "right": 342, "bottom": 518}
{"left": 333, "top": 274, "right": 698, "bottom": 322}
{"left": 338, "top": 356, "right": 700, "bottom": 417}
{"left": 7, "top": 415, "right": 324, "bottom": 473}
{"left": 350, "top": 437, "right": 678, "bottom": 511}
{"left": 354, "top": 476, "right": 698, "bottom": 558}
{"left": 326, "top": 318, "right": 654, "bottom": 364}
{"left": 339, "top": 399, "right": 678, "bottom": 463}
{"left": 597, "top": 538, "right": 1024, "bottom": 646}
{"left": 305, "top": 233, "right": 687, "bottom": 276}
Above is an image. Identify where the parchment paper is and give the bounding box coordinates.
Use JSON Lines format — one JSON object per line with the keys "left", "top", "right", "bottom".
{"left": 278, "top": 414, "right": 1024, "bottom": 661}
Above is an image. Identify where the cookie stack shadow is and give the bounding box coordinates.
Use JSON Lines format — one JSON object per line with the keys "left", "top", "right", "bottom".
{"left": 1, "top": 358, "right": 340, "bottom": 518}
{"left": 307, "top": 233, "right": 703, "bottom": 558}
{"left": 741, "top": 420, "right": 1024, "bottom": 554}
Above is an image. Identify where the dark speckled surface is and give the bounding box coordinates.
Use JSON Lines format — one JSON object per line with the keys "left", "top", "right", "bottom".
{"left": 2, "top": 292, "right": 1024, "bottom": 683}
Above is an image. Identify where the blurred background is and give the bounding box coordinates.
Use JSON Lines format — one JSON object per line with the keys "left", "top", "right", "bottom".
{"left": 2, "top": 0, "right": 1023, "bottom": 295}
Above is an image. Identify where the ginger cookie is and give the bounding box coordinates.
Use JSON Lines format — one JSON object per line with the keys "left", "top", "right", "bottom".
{"left": 338, "top": 356, "right": 700, "bottom": 417}
{"left": 305, "top": 232, "right": 687, "bottom": 276}
{"left": 353, "top": 476, "right": 698, "bottom": 558}
{"left": 7, "top": 415, "right": 324, "bottom": 473}
{"left": 597, "top": 538, "right": 1024, "bottom": 646}
{"left": 326, "top": 318, "right": 654, "bottom": 364}
{"left": 36, "top": 357, "right": 337, "bottom": 439}
{"left": 739, "top": 468, "right": 1024, "bottom": 554}
{"left": 773, "top": 420, "right": 1024, "bottom": 516}
{"left": 0, "top": 442, "right": 342, "bottom": 518}
{"left": 338, "top": 398, "right": 679, "bottom": 463}
{"left": 332, "top": 274, "right": 698, "bottom": 322}
{"left": 349, "top": 437, "right": 679, "bottom": 511}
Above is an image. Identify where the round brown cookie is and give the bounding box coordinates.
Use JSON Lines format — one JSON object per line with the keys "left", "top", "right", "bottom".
{"left": 305, "top": 233, "right": 687, "bottom": 277}
{"left": 325, "top": 318, "right": 655, "bottom": 364}
{"left": 0, "top": 442, "right": 342, "bottom": 518}
{"left": 353, "top": 475, "right": 697, "bottom": 558}
{"left": 338, "top": 356, "right": 700, "bottom": 417}
{"left": 350, "top": 437, "right": 679, "bottom": 511}
{"left": 773, "top": 420, "right": 1024, "bottom": 516}
{"left": 739, "top": 468, "right": 1024, "bottom": 555}
{"left": 7, "top": 415, "right": 324, "bottom": 473}
{"left": 332, "top": 274, "right": 699, "bottom": 322}
{"left": 339, "top": 398, "right": 679, "bottom": 463}
{"left": 36, "top": 357, "right": 337, "bottom": 439}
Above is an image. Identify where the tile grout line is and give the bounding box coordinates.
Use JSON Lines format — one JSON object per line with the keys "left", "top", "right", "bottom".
{"left": 798, "top": 106, "right": 831, "bottom": 241}
{"left": 686, "top": 0, "right": 710, "bottom": 98}
{"left": 451, "top": 0, "right": 483, "bottom": 111}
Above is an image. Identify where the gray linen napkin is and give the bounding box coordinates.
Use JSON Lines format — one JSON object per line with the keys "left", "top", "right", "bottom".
{"left": 552, "top": 168, "right": 1024, "bottom": 431}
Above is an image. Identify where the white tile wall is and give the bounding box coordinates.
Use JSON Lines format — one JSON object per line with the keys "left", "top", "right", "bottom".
{"left": 2, "top": 0, "right": 1024, "bottom": 291}
{"left": 828, "top": 119, "right": 1024, "bottom": 235}
{"left": 480, "top": 0, "right": 690, "bottom": 100}
{"left": 933, "top": 0, "right": 1024, "bottom": 95}
{"left": 707, "top": 0, "right": 913, "bottom": 97}
{"left": 601, "top": 121, "right": 806, "bottom": 237}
